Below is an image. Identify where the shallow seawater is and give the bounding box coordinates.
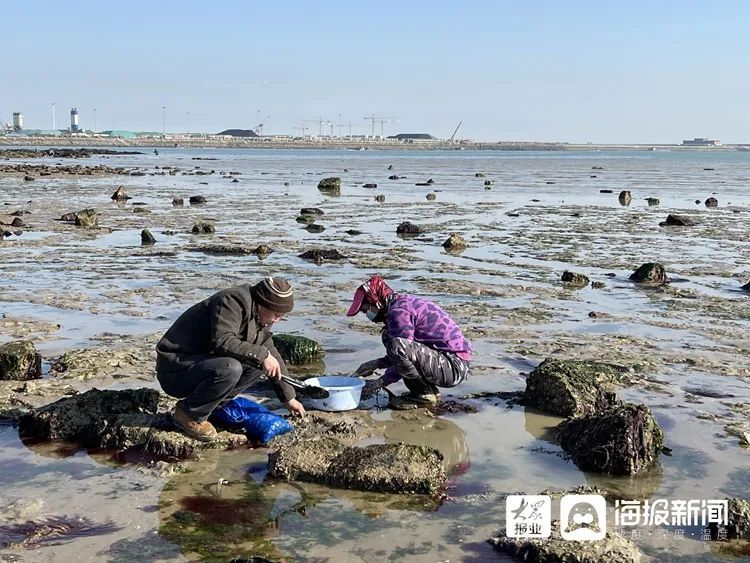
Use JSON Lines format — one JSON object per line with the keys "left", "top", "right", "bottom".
{"left": 1, "top": 148, "right": 749, "bottom": 561}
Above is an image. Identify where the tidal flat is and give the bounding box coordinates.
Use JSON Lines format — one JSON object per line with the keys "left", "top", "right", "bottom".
{"left": 0, "top": 148, "right": 749, "bottom": 561}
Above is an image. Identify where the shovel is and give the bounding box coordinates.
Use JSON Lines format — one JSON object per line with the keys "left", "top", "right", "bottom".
{"left": 279, "top": 374, "right": 330, "bottom": 399}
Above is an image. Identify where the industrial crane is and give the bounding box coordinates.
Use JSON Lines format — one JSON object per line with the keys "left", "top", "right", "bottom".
{"left": 363, "top": 114, "right": 397, "bottom": 138}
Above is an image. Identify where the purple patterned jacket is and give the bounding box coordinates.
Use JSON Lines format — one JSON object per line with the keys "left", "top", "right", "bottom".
{"left": 376, "top": 294, "right": 472, "bottom": 381}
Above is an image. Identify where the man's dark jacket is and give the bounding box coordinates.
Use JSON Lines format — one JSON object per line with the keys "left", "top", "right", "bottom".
{"left": 156, "top": 284, "right": 295, "bottom": 402}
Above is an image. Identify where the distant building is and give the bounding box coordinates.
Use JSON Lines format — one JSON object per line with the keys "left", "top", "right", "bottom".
{"left": 101, "top": 130, "right": 138, "bottom": 139}
{"left": 387, "top": 133, "right": 437, "bottom": 141}
{"left": 682, "top": 137, "right": 721, "bottom": 146}
{"left": 70, "top": 108, "right": 79, "bottom": 132}
{"left": 217, "top": 129, "right": 258, "bottom": 138}
{"left": 12, "top": 112, "right": 23, "bottom": 131}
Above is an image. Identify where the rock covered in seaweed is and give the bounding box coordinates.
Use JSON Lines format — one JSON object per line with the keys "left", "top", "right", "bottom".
{"left": 489, "top": 520, "right": 641, "bottom": 563}
{"left": 524, "top": 358, "right": 621, "bottom": 418}
{"left": 556, "top": 403, "right": 664, "bottom": 475}
{"left": 317, "top": 177, "right": 341, "bottom": 196}
{"left": 0, "top": 340, "right": 42, "bottom": 381}
{"left": 629, "top": 262, "right": 667, "bottom": 285}
{"left": 561, "top": 271, "right": 590, "bottom": 287}
{"left": 272, "top": 334, "right": 325, "bottom": 365}
{"left": 709, "top": 498, "right": 750, "bottom": 539}
{"left": 267, "top": 438, "right": 446, "bottom": 494}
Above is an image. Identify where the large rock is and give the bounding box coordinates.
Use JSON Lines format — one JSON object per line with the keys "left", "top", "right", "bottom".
{"left": 629, "top": 262, "right": 667, "bottom": 285}
{"left": 17, "top": 388, "right": 245, "bottom": 458}
{"left": 709, "top": 498, "right": 750, "bottom": 539}
{"left": 0, "top": 341, "right": 42, "bottom": 381}
{"left": 317, "top": 177, "right": 341, "bottom": 196}
{"left": 272, "top": 334, "right": 325, "bottom": 365}
{"left": 489, "top": 520, "right": 641, "bottom": 563}
{"left": 97, "top": 413, "right": 246, "bottom": 459}
{"left": 557, "top": 404, "right": 664, "bottom": 475}
{"left": 268, "top": 438, "right": 446, "bottom": 494}
{"left": 18, "top": 388, "right": 160, "bottom": 442}
{"left": 524, "top": 358, "right": 620, "bottom": 418}
{"left": 74, "top": 208, "right": 98, "bottom": 228}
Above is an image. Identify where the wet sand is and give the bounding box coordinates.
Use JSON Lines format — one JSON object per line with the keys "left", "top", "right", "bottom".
{"left": 1, "top": 147, "right": 749, "bottom": 561}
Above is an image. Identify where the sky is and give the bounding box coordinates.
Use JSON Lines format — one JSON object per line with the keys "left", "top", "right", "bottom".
{"left": 1, "top": 1, "right": 748, "bottom": 143}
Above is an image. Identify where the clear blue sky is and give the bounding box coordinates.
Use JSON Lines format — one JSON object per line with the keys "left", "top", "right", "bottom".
{"left": 1, "top": 1, "right": 748, "bottom": 143}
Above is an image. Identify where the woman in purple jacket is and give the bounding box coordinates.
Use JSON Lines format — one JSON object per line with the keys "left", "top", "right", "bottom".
{"left": 347, "top": 275, "right": 472, "bottom": 409}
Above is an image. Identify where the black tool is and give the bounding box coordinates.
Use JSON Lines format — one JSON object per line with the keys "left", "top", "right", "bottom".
{"left": 279, "top": 374, "right": 330, "bottom": 399}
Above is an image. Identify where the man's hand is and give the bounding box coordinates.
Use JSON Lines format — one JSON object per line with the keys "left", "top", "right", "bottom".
{"left": 284, "top": 398, "right": 306, "bottom": 417}
{"left": 355, "top": 359, "right": 381, "bottom": 377}
{"left": 261, "top": 354, "right": 282, "bottom": 380}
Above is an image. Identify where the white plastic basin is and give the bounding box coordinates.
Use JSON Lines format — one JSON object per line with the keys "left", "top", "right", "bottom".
{"left": 305, "top": 376, "right": 365, "bottom": 412}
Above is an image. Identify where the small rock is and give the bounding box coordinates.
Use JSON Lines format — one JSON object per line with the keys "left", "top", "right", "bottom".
{"left": 362, "top": 183, "right": 377, "bottom": 189}
{"left": 317, "top": 177, "right": 342, "bottom": 196}
{"left": 387, "top": 164, "right": 393, "bottom": 170}
{"left": 660, "top": 214, "right": 695, "bottom": 226}
{"left": 396, "top": 221, "right": 424, "bottom": 235}
{"left": 74, "top": 209, "right": 98, "bottom": 228}
{"left": 600, "top": 189, "right": 613, "bottom": 193}
{"left": 111, "top": 186, "right": 130, "bottom": 201}
{"left": 23, "top": 175, "right": 34, "bottom": 182}
{"left": 374, "top": 195, "right": 385, "bottom": 202}
{"left": 141, "top": 229, "right": 156, "bottom": 246}
{"left": 305, "top": 224, "right": 325, "bottom": 233}
{"left": 426, "top": 178, "right": 434, "bottom": 184}
{"left": 443, "top": 234, "right": 467, "bottom": 250}
{"left": 172, "top": 197, "right": 184, "bottom": 206}
{"left": 646, "top": 197, "right": 660, "bottom": 206}
{"left": 629, "top": 262, "right": 667, "bottom": 285}
{"left": 0, "top": 340, "right": 42, "bottom": 381}
{"left": 189, "top": 196, "right": 207, "bottom": 205}
{"left": 705, "top": 197, "right": 718, "bottom": 208}
{"left": 561, "top": 271, "right": 590, "bottom": 286}
{"left": 345, "top": 229, "right": 362, "bottom": 236}
{"left": 388, "top": 175, "right": 399, "bottom": 180}
{"left": 591, "top": 281, "right": 606, "bottom": 289}
{"left": 695, "top": 199, "right": 701, "bottom": 204}
{"left": 426, "top": 193, "right": 436, "bottom": 201}
{"left": 742, "top": 281, "right": 750, "bottom": 292}
{"left": 300, "top": 207, "right": 324, "bottom": 215}
{"left": 484, "top": 180, "right": 492, "bottom": 186}
{"left": 298, "top": 249, "right": 347, "bottom": 263}
{"left": 618, "top": 190, "right": 632, "bottom": 206}
{"left": 11, "top": 217, "right": 23, "bottom": 227}
{"left": 475, "top": 173, "right": 485, "bottom": 177}
{"left": 296, "top": 214, "right": 316, "bottom": 224}
{"left": 191, "top": 222, "right": 215, "bottom": 234}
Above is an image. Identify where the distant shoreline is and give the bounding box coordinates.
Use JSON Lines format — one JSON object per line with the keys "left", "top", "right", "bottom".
{"left": 0, "top": 135, "right": 746, "bottom": 152}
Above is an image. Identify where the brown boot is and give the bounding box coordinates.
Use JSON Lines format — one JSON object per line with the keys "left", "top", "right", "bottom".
{"left": 172, "top": 405, "right": 218, "bottom": 442}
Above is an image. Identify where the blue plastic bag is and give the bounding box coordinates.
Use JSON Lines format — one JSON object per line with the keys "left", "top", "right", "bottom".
{"left": 212, "top": 397, "right": 293, "bottom": 444}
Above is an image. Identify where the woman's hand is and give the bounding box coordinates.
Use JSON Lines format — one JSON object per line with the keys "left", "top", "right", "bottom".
{"left": 284, "top": 398, "right": 306, "bottom": 417}
{"left": 355, "top": 359, "right": 381, "bottom": 377}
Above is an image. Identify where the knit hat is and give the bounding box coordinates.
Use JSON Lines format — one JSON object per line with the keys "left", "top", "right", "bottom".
{"left": 253, "top": 276, "right": 294, "bottom": 314}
